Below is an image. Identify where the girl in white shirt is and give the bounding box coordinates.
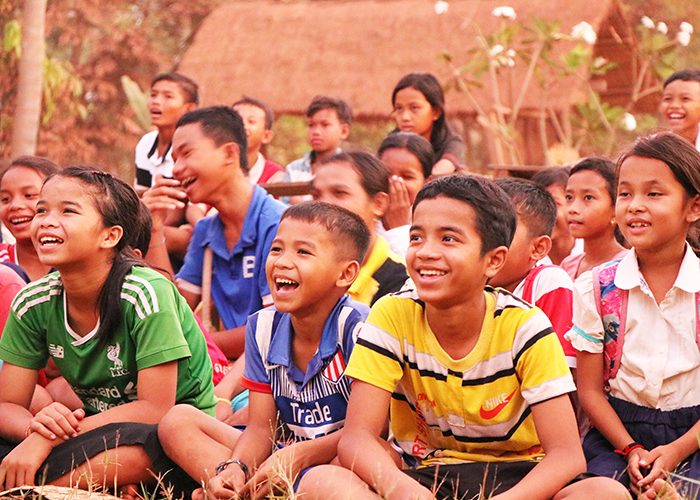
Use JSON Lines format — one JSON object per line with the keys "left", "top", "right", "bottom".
{"left": 567, "top": 133, "right": 700, "bottom": 500}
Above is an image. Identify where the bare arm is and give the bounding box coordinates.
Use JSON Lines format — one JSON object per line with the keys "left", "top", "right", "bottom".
{"left": 492, "top": 394, "right": 585, "bottom": 500}
{"left": 209, "top": 326, "right": 247, "bottom": 360}
{"left": 338, "top": 381, "right": 435, "bottom": 500}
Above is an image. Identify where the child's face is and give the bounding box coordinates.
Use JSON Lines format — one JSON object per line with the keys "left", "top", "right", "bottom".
{"left": 392, "top": 86, "right": 440, "bottom": 140}
{"left": 661, "top": 79, "right": 700, "bottom": 140}
{"left": 616, "top": 155, "right": 700, "bottom": 254}
{"left": 148, "top": 80, "right": 193, "bottom": 129}
{"left": 546, "top": 184, "right": 571, "bottom": 243}
{"left": 379, "top": 147, "right": 426, "bottom": 204}
{"left": 172, "top": 122, "right": 235, "bottom": 204}
{"left": 407, "top": 195, "right": 504, "bottom": 308}
{"left": 32, "top": 177, "right": 116, "bottom": 270}
{"left": 307, "top": 109, "right": 349, "bottom": 154}
{"left": 0, "top": 166, "right": 45, "bottom": 242}
{"left": 565, "top": 170, "right": 615, "bottom": 240}
{"left": 266, "top": 217, "right": 351, "bottom": 315}
{"left": 234, "top": 103, "right": 272, "bottom": 154}
{"left": 489, "top": 216, "right": 535, "bottom": 291}
{"left": 312, "top": 161, "right": 382, "bottom": 231}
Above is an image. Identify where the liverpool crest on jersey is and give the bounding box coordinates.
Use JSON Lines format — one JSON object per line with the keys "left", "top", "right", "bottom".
{"left": 108, "top": 343, "right": 129, "bottom": 377}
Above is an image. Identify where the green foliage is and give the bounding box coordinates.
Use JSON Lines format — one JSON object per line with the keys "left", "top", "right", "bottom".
{"left": 3, "top": 19, "right": 20, "bottom": 55}
{"left": 121, "top": 75, "right": 150, "bottom": 133}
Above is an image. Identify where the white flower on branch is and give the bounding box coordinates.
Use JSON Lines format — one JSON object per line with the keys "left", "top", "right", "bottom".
{"left": 571, "top": 22, "right": 597, "bottom": 44}
{"left": 434, "top": 1, "right": 449, "bottom": 15}
{"left": 680, "top": 22, "right": 694, "bottom": 34}
{"left": 622, "top": 113, "right": 637, "bottom": 131}
{"left": 657, "top": 22, "right": 668, "bottom": 35}
{"left": 640, "top": 16, "right": 655, "bottom": 29}
{"left": 678, "top": 31, "right": 691, "bottom": 47}
{"left": 492, "top": 6, "right": 516, "bottom": 20}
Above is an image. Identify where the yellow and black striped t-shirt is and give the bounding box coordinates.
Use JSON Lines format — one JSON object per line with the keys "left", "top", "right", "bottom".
{"left": 345, "top": 287, "right": 575, "bottom": 466}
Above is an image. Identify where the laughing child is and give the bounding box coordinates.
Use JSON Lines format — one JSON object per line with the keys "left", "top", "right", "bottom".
{"left": 158, "top": 202, "right": 371, "bottom": 500}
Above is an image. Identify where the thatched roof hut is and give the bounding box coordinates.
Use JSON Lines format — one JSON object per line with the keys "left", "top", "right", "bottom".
{"left": 180, "top": 0, "right": 641, "bottom": 165}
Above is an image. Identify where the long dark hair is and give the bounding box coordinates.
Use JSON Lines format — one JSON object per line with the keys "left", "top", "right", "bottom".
{"left": 48, "top": 167, "right": 146, "bottom": 347}
{"left": 392, "top": 73, "right": 449, "bottom": 152}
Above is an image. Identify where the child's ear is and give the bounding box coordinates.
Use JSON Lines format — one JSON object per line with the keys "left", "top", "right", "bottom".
{"left": 483, "top": 245, "right": 509, "bottom": 279}
{"left": 336, "top": 260, "right": 361, "bottom": 288}
{"left": 224, "top": 142, "right": 243, "bottom": 169}
{"left": 340, "top": 123, "right": 350, "bottom": 141}
{"left": 184, "top": 102, "right": 197, "bottom": 114}
{"left": 686, "top": 194, "right": 700, "bottom": 223}
{"left": 431, "top": 106, "right": 442, "bottom": 123}
{"left": 261, "top": 129, "right": 274, "bottom": 146}
{"left": 530, "top": 235, "right": 552, "bottom": 262}
{"left": 371, "top": 192, "right": 390, "bottom": 221}
{"left": 100, "top": 225, "right": 124, "bottom": 250}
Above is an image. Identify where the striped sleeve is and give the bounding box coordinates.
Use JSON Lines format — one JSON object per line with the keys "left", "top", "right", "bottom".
{"left": 242, "top": 309, "right": 275, "bottom": 393}
{"left": 505, "top": 300, "right": 575, "bottom": 405}
{"left": 345, "top": 296, "right": 405, "bottom": 393}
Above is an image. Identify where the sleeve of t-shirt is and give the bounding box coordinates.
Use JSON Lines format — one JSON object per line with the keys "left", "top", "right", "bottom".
{"left": 127, "top": 277, "right": 191, "bottom": 370}
{"left": 241, "top": 313, "right": 273, "bottom": 393}
{"left": 344, "top": 296, "right": 405, "bottom": 393}
{"left": 438, "top": 132, "right": 466, "bottom": 168}
{"left": 0, "top": 293, "right": 49, "bottom": 370}
{"left": 564, "top": 271, "right": 605, "bottom": 354}
{"left": 0, "top": 268, "right": 27, "bottom": 332}
{"left": 175, "top": 217, "right": 208, "bottom": 293}
{"left": 513, "top": 308, "right": 576, "bottom": 405}
{"left": 340, "top": 301, "right": 370, "bottom": 364}
{"left": 532, "top": 268, "right": 576, "bottom": 366}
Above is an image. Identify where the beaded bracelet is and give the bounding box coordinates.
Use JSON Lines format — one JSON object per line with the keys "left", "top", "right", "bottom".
{"left": 614, "top": 442, "right": 644, "bottom": 457}
{"left": 216, "top": 458, "right": 249, "bottom": 481}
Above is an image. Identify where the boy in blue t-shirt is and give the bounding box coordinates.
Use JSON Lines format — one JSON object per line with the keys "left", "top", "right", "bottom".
{"left": 143, "top": 106, "right": 285, "bottom": 360}
{"left": 158, "top": 201, "right": 371, "bottom": 498}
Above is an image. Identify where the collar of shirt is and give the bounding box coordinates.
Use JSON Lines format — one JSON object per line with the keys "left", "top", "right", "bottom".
{"left": 265, "top": 295, "right": 350, "bottom": 386}
{"left": 247, "top": 152, "right": 266, "bottom": 185}
{"left": 615, "top": 243, "right": 700, "bottom": 294}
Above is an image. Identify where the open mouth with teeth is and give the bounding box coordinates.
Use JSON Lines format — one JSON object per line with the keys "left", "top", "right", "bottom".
{"left": 419, "top": 269, "right": 446, "bottom": 277}
{"left": 181, "top": 177, "right": 197, "bottom": 189}
{"left": 10, "top": 216, "right": 33, "bottom": 226}
{"left": 39, "top": 236, "right": 64, "bottom": 247}
{"left": 275, "top": 278, "right": 299, "bottom": 292}
{"left": 628, "top": 222, "right": 649, "bottom": 228}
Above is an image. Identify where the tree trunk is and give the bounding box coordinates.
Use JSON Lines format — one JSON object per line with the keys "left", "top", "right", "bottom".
{"left": 11, "top": 0, "right": 47, "bottom": 157}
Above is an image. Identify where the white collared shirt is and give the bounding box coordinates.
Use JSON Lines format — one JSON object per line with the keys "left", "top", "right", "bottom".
{"left": 566, "top": 245, "right": 700, "bottom": 410}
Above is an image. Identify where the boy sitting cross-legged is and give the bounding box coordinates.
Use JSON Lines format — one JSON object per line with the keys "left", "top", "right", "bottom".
{"left": 300, "top": 175, "right": 628, "bottom": 500}
{"left": 158, "top": 201, "right": 371, "bottom": 499}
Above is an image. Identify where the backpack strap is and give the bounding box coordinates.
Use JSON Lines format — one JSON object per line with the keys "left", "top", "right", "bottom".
{"left": 592, "top": 260, "right": 627, "bottom": 383}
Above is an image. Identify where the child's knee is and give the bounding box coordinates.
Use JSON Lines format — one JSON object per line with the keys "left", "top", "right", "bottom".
{"left": 158, "top": 404, "right": 201, "bottom": 442}
{"left": 554, "top": 476, "right": 631, "bottom": 500}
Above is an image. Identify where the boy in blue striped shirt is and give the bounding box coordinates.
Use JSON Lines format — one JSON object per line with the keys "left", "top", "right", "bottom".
{"left": 158, "top": 202, "right": 370, "bottom": 499}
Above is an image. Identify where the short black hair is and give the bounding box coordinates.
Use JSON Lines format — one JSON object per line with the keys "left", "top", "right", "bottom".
{"left": 131, "top": 201, "right": 153, "bottom": 257}
{"left": 570, "top": 156, "right": 617, "bottom": 203}
{"left": 413, "top": 175, "right": 517, "bottom": 255}
{"left": 378, "top": 132, "right": 435, "bottom": 179}
{"left": 319, "top": 152, "right": 390, "bottom": 197}
{"left": 494, "top": 178, "right": 557, "bottom": 238}
{"left": 233, "top": 96, "right": 275, "bottom": 130}
{"left": 531, "top": 166, "right": 571, "bottom": 190}
{"left": 307, "top": 95, "right": 352, "bottom": 125}
{"left": 151, "top": 73, "right": 199, "bottom": 105}
{"left": 281, "top": 202, "right": 370, "bottom": 263}
{"left": 664, "top": 69, "right": 700, "bottom": 89}
{"left": 176, "top": 106, "right": 249, "bottom": 174}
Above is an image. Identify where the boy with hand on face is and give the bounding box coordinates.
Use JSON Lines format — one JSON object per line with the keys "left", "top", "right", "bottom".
{"left": 282, "top": 96, "right": 352, "bottom": 205}
{"left": 157, "top": 202, "right": 371, "bottom": 500}
{"left": 143, "top": 106, "right": 284, "bottom": 361}
{"left": 233, "top": 97, "right": 285, "bottom": 186}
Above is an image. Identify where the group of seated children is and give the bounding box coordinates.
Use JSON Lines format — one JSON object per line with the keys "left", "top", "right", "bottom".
{"left": 2, "top": 69, "right": 700, "bottom": 500}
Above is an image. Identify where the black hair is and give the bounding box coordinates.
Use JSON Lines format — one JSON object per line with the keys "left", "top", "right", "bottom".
{"left": 177, "top": 106, "right": 249, "bottom": 174}
{"left": 307, "top": 96, "right": 353, "bottom": 125}
{"left": 663, "top": 69, "right": 700, "bottom": 89}
{"left": 378, "top": 132, "right": 435, "bottom": 179}
{"left": 413, "top": 175, "right": 517, "bottom": 255}
{"left": 151, "top": 73, "right": 199, "bottom": 105}
{"left": 282, "top": 202, "right": 370, "bottom": 263}
{"left": 392, "top": 73, "right": 450, "bottom": 153}
{"left": 233, "top": 96, "right": 275, "bottom": 130}
{"left": 319, "top": 151, "right": 390, "bottom": 197}
{"left": 530, "top": 166, "right": 571, "bottom": 190}
{"left": 47, "top": 166, "right": 146, "bottom": 348}
{"left": 494, "top": 178, "right": 557, "bottom": 238}
{"left": 3, "top": 156, "right": 59, "bottom": 182}
{"left": 569, "top": 157, "right": 617, "bottom": 203}
{"left": 131, "top": 201, "right": 153, "bottom": 258}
